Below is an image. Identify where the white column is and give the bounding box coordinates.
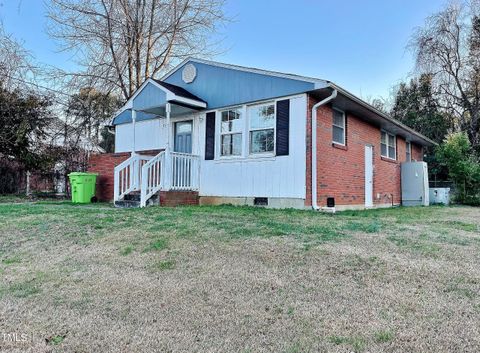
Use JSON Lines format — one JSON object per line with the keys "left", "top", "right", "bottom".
{"left": 131, "top": 109, "right": 140, "bottom": 190}
{"left": 163, "top": 103, "right": 172, "bottom": 190}
{"left": 131, "top": 109, "right": 137, "bottom": 156}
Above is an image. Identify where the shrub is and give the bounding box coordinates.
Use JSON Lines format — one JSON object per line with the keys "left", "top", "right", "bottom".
{"left": 436, "top": 133, "right": 480, "bottom": 204}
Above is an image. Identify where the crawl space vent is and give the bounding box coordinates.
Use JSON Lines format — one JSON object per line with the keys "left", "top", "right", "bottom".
{"left": 326, "top": 197, "right": 335, "bottom": 208}
{"left": 254, "top": 197, "right": 268, "bottom": 206}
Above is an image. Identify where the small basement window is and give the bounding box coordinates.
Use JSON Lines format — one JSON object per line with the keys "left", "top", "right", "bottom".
{"left": 381, "top": 131, "right": 396, "bottom": 160}
{"left": 332, "top": 108, "right": 346, "bottom": 145}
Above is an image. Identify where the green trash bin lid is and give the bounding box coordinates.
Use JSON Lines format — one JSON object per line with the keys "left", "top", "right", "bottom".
{"left": 68, "top": 172, "right": 98, "bottom": 176}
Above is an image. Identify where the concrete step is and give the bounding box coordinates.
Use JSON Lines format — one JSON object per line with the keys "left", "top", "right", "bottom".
{"left": 115, "top": 192, "right": 159, "bottom": 208}
{"left": 124, "top": 192, "right": 141, "bottom": 202}
{"left": 114, "top": 200, "right": 141, "bottom": 208}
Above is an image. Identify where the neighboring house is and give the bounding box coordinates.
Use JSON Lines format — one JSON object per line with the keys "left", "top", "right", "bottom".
{"left": 88, "top": 58, "right": 434, "bottom": 210}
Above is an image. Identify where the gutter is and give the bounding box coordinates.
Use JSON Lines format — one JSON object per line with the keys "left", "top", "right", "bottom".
{"left": 311, "top": 88, "right": 337, "bottom": 210}
{"left": 327, "top": 82, "right": 437, "bottom": 147}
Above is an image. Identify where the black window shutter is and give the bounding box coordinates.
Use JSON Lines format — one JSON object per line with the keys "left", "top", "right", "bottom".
{"left": 205, "top": 112, "right": 215, "bottom": 160}
{"left": 276, "top": 99, "right": 290, "bottom": 156}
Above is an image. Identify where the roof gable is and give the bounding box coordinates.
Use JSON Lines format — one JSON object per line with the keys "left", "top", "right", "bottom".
{"left": 162, "top": 58, "right": 326, "bottom": 109}
{"left": 112, "top": 78, "right": 206, "bottom": 125}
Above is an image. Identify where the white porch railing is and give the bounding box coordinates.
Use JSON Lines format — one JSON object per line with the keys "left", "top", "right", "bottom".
{"left": 113, "top": 154, "right": 152, "bottom": 202}
{"left": 140, "top": 151, "right": 165, "bottom": 207}
{"left": 114, "top": 151, "right": 200, "bottom": 207}
{"left": 171, "top": 152, "right": 200, "bottom": 191}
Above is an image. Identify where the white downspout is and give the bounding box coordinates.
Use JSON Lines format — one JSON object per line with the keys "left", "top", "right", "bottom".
{"left": 311, "top": 89, "right": 337, "bottom": 210}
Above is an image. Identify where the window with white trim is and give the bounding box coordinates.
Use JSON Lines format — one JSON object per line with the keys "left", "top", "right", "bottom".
{"left": 220, "top": 108, "right": 242, "bottom": 156}
{"left": 332, "top": 108, "right": 346, "bottom": 145}
{"left": 406, "top": 141, "right": 411, "bottom": 161}
{"left": 381, "top": 131, "right": 396, "bottom": 160}
{"left": 249, "top": 102, "right": 275, "bottom": 154}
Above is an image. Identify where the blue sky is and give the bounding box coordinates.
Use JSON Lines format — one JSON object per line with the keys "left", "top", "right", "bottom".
{"left": 0, "top": 0, "right": 445, "bottom": 100}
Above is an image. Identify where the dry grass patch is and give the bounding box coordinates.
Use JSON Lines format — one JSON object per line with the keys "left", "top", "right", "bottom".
{"left": 0, "top": 201, "right": 479, "bottom": 352}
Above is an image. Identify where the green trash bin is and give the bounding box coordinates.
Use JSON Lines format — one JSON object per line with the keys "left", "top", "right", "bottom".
{"left": 68, "top": 172, "right": 98, "bottom": 203}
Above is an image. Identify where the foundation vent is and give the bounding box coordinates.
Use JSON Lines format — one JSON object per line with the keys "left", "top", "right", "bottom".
{"left": 254, "top": 197, "right": 268, "bottom": 206}
{"left": 326, "top": 197, "right": 335, "bottom": 208}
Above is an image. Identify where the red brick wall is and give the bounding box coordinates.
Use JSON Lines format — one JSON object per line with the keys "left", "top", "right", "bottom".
{"left": 412, "top": 144, "right": 424, "bottom": 161}
{"left": 159, "top": 191, "right": 199, "bottom": 206}
{"left": 306, "top": 95, "right": 423, "bottom": 208}
{"left": 88, "top": 152, "right": 130, "bottom": 201}
{"left": 87, "top": 150, "right": 164, "bottom": 202}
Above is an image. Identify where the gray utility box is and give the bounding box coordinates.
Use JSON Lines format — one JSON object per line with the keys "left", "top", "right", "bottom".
{"left": 429, "top": 188, "right": 451, "bottom": 205}
{"left": 401, "top": 162, "right": 430, "bottom": 206}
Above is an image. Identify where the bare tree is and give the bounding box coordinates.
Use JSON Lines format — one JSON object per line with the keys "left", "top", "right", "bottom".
{"left": 46, "top": 0, "right": 227, "bottom": 100}
{"left": 410, "top": 0, "right": 480, "bottom": 151}
{"left": 0, "top": 23, "right": 37, "bottom": 90}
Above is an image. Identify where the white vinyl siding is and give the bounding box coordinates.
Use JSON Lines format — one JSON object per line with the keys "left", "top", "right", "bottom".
{"left": 381, "top": 131, "right": 396, "bottom": 160}
{"left": 332, "top": 108, "right": 346, "bottom": 145}
{"left": 200, "top": 94, "right": 307, "bottom": 199}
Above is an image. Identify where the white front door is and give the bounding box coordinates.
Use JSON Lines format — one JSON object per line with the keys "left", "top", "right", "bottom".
{"left": 365, "top": 145, "right": 374, "bottom": 208}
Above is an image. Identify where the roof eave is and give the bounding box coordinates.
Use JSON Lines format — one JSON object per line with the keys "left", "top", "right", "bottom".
{"left": 314, "top": 83, "right": 437, "bottom": 147}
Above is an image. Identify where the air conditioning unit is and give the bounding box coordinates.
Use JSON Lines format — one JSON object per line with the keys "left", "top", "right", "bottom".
{"left": 401, "top": 162, "right": 429, "bottom": 206}
{"left": 429, "top": 188, "right": 450, "bottom": 205}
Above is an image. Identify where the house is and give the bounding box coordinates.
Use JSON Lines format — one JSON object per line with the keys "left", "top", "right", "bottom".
{"left": 88, "top": 58, "right": 434, "bottom": 210}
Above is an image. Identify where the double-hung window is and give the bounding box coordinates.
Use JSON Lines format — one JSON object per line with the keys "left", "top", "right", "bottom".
{"left": 406, "top": 141, "right": 411, "bottom": 161}
{"left": 332, "top": 108, "right": 346, "bottom": 145}
{"left": 249, "top": 102, "right": 275, "bottom": 154}
{"left": 220, "top": 108, "right": 242, "bottom": 156}
{"left": 381, "top": 131, "right": 396, "bottom": 160}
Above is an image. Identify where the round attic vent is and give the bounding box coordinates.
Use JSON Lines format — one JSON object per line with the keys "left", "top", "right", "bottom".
{"left": 182, "top": 63, "right": 197, "bottom": 83}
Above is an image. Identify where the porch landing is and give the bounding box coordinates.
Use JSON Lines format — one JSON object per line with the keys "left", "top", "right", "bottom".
{"left": 88, "top": 152, "right": 199, "bottom": 207}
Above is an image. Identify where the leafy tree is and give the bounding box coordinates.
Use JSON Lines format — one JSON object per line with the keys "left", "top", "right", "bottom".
{"left": 99, "top": 126, "right": 115, "bottom": 153}
{"left": 66, "top": 87, "right": 122, "bottom": 147}
{"left": 436, "top": 132, "right": 480, "bottom": 204}
{"left": 391, "top": 74, "right": 451, "bottom": 144}
{"left": 391, "top": 74, "right": 452, "bottom": 181}
{"left": 0, "top": 87, "right": 53, "bottom": 170}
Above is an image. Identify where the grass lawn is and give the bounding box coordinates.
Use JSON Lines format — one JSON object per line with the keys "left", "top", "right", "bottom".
{"left": 0, "top": 199, "right": 479, "bottom": 352}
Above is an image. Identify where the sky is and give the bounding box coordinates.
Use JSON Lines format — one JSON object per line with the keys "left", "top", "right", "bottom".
{"left": 0, "top": 0, "right": 446, "bottom": 101}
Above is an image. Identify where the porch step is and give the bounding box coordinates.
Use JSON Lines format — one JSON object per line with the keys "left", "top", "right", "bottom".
{"left": 115, "top": 192, "right": 159, "bottom": 208}
{"left": 124, "top": 192, "right": 141, "bottom": 202}
{"left": 114, "top": 200, "right": 141, "bottom": 208}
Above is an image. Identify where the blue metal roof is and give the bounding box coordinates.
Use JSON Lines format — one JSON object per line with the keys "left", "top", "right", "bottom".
{"left": 113, "top": 59, "right": 320, "bottom": 125}
{"left": 163, "top": 60, "right": 315, "bottom": 110}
